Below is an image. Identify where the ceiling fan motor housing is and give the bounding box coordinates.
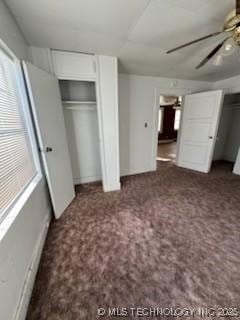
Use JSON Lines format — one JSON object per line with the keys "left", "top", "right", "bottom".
{"left": 224, "top": 9, "right": 240, "bottom": 31}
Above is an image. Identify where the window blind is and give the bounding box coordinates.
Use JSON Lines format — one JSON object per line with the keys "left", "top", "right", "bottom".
{"left": 0, "top": 50, "right": 36, "bottom": 220}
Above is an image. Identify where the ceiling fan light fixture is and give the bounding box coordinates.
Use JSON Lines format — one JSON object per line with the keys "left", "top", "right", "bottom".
{"left": 222, "top": 38, "right": 236, "bottom": 56}
{"left": 225, "top": 43, "right": 233, "bottom": 51}
{"left": 167, "top": 0, "right": 240, "bottom": 69}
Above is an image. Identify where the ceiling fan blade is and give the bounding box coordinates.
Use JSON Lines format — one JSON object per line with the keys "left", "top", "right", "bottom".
{"left": 237, "top": 0, "right": 240, "bottom": 14}
{"left": 195, "top": 37, "right": 229, "bottom": 70}
{"left": 166, "top": 31, "right": 223, "bottom": 54}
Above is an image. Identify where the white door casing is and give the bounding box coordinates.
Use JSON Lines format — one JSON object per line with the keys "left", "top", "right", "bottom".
{"left": 152, "top": 88, "right": 192, "bottom": 172}
{"left": 177, "top": 90, "right": 224, "bottom": 173}
{"left": 233, "top": 147, "right": 240, "bottom": 175}
{"left": 95, "top": 55, "right": 120, "bottom": 191}
{"left": 23, "top": 62, "right": 75, "bottom": 219}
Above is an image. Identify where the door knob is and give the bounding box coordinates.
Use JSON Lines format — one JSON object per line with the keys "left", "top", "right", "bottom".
{"left": 209, "top": 136, "right": 213, "bottom": 139}
{"left": 46, "top": 147, "right": 53, "bottom": 152}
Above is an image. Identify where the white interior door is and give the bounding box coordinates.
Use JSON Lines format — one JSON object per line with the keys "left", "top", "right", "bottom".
{"left": 23, "top": 62, "right": 75, "bottom": 219}
{"left": 177, "top": 90, "right": 224, "bottom": 173}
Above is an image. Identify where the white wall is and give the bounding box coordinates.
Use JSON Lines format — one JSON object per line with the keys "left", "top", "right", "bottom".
{"left": 214, "top": 75, "right": 240, "bottom": 94}
{"left": 0, "top": 0, "right": 28, "bottom": 60}
{"left": 0, "top": 181, "right": 51, "bottom": 320}
{"left": 64, "top": 105, "right": 102, "bottom": 184}
{"left": 0, "top": 2, "right": 51, "bottom": 320}
{"left": 60, "top": 80, "right": 101, "bottom": 184}
{"left": 28, "top": 46, "right": 53, "bottom": 73}
{"left": 118, "top": 73, "right": 213, "bottom": 176}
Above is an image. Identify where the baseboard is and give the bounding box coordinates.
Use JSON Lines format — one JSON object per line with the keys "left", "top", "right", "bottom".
{"left": 120, "top": 166, "right": 153, "bottom": 178}
{"left": 74, "top": 175, "right": 102, "bottom": 184}
{"left": 103, "top": 181, "right": 121, "bottom": 192}
{"left": 233, "top": 167, "right": 240, "bottom": 175}
{"left": 14, "top": 209, "right": 52, "bottom": 320}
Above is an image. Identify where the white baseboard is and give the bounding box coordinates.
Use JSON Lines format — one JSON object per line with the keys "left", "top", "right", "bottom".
{"left": 120, "top": 166, "right": 153, "bottom": 178}
{"left": 233, "top": 166, "right": 240, "bottom": 175}
{"left": 14, "top": 209, "right": 52, "bottom": 320}
{"left": 74, "top": 175, "right": 101, "bottom": 184}
{"left": 103, "top": 181, "right": 121, "bottom": 192}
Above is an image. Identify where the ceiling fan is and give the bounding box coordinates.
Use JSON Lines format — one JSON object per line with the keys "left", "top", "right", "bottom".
{"left": 166, "top": 0, "right": 240, "bottom": 69}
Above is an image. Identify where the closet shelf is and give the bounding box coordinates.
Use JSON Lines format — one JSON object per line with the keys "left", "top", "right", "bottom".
{"left": 62, "top": 100, "right": 96, "bottom": 105}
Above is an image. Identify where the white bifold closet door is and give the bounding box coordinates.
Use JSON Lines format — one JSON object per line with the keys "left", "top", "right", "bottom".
{"left": 23, "top": 62, "right": 75, "bottom": 219}
{"left": 177, "top": 90, "right": 224, "bottom": 173}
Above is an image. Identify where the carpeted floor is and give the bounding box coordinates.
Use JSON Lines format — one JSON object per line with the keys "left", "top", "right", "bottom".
{"left": 27, "top": 162, "right": 240, "bottom": 320}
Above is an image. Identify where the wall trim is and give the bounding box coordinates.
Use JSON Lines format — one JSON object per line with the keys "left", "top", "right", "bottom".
{"left": 95, "top": 55, "right": 108, "bottom": 190}
{"left": 152, "top": 88, "right": 193, "bottom": 172}
{"left": 74, "top": 175, "right": 101, "bottom": 184}
{"left": 103, "top": 181, "right": 121, "bottom": 192}
{"left": 14, "top": 209, "right": 52, "bottom": 320}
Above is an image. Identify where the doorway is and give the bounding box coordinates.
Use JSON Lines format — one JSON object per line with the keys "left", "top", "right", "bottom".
{"left": 175, "top": 89, "right": 240, "bottom": 175}
{"left": 157, "top": 95, "right": 182, "bottom": 163}
{"left": 212, "top": 92, "right": 240, "bottom": 173}
{"left": 58, "top": 80, "right": 102, "bottom": 185}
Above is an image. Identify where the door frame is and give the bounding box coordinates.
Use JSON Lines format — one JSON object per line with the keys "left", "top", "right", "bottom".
{"left": 152, "top": 88, "right": 193, "bottom": 171}
{"left": 222, "top": 90, "right": 240, "bottom": 176}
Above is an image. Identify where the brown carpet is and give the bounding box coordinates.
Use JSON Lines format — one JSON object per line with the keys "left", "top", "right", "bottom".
{"left": 27, "top": 162, "right": 240, "bottom": 320}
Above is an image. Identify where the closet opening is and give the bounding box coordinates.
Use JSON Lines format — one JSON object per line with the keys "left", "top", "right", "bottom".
{"left": 58, "top": 80, "right": 102, "bottom": 186}
{"left": 157, "top": 95, "right": 182, "bottom": 163}
{"left": 212, "top": 92, "right": 240, "bottom": 173}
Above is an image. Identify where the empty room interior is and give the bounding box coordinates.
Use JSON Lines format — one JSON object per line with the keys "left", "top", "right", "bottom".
{"left": 1, "top": 0, "right": 240, "bottom": 319}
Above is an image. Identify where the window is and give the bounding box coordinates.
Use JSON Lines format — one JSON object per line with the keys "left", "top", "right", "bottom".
{"left": 158, "top": 107, "right": 164, "bottom": 133}
{"left": 174, "top": 109, "right": 181, "bottom": 131}
{"left": 0, "top": 48, "right": 37, "bottom": 221}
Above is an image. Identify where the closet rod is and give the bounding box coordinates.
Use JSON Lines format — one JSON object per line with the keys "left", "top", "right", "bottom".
{"left": 62, "top": 100, "right": 96, "bottom": 105}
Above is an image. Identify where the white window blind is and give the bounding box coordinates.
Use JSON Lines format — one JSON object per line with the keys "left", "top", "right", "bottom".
{"left": 0, "top": 49, "right": 37, "bottom": 220}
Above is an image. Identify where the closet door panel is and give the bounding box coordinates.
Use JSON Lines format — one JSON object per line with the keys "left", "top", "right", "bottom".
{"left": 64, "top": 106, "right": 102, "bottom": 184}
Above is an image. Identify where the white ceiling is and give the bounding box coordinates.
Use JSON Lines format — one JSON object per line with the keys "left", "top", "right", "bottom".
{"left": 5, "top": 0, "right": 240, "bottom": 81}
